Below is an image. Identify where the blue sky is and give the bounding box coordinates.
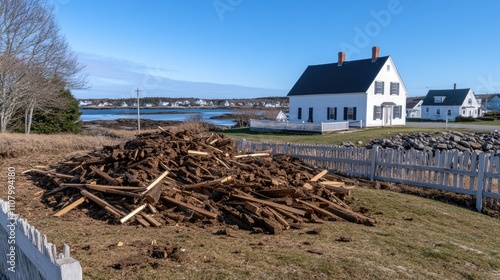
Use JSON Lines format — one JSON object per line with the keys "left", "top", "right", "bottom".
{"left": 51, "top": 0, "right": 500, "bottom": 99}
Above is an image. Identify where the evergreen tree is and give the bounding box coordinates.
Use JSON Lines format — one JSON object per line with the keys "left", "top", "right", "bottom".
{"left": 30, "top": 90, "right": 81, "bottom": 134}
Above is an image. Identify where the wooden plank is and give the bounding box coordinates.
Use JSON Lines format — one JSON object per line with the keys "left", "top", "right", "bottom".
{"left": 30, "top": 169, "right": 74, "bottom": 180}
{"left": 53, "top": 197, "right": 86, "bottom": 217}
{"left": 86, "top": 185, "right": 141, "bottom": 198}
{"left": 120, "top": 204, "right": 147, "bottom": 224}
{"left": 161, "top": 195, "right": 218, "bottom": 219}
{"left": 140, "top": 170, "right": 170, "bottom": 196}
{"left": 231, "top": 194, "right": 306, "bottom": 216}
{"left": 181, "top": 176, "right": 233, "bottom": 190}
{"left": 188, "top": 150, "right": 210, "bottom": 156}
{"left": 310, "top": 170, "right": 328, "bottom": 182}
{"left": 234, "top": 153, "right": 270, "bottom": 159}
{"left": 90, "top": 166, "right": 119, "bottom": 185}
{"left": 319, "top": 181, "right": 346, "bottom": 187}
{"left": 141, "top": 213, "right": 162, "bottom": 227}
{"left": 296, "top": 199, "right": 339, "bottom": 220}
{"left": 81, "top": 190, "right": 124, "bottom": 218}
{"left": 267, "top": 208, "right": 290, "bottom": 230}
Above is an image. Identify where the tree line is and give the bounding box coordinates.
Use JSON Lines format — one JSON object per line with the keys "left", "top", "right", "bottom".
{"left": 0, "top": 0, "right": 85, "bottom": 133}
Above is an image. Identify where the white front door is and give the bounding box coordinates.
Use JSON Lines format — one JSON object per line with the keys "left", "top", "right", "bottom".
{"left": 383, "top": 107, "right": 392, "bottom": 126}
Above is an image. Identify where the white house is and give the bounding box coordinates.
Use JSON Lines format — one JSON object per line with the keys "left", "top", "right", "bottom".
{"left": 287, "top": 46, "right": 408, "bottom": 127}
{"left": 406, "top": 99, "right": 423, "bottom": 118}
{"left": 78, "top": 100, "right": 92, "bottom": 106}
{"left": 195, "top": 99, "right": 207, "bottom": 106}
{"left": 120, "top": 102, "right": 128, "bottom": 107}
{"left": 421, "top": 88, "right": 482, "bottom": 121}
{"left": 158, "top": 101, "right": 169, "bottom": 106}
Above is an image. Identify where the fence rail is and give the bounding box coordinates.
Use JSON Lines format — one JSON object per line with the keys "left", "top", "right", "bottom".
{"left": 0, "top": 199, "right": 82, "bottom": 280}
{"left": 236, "top": 140, "right": 500, "bottom": 211}
{"left": 249, "top": 119, "right": 349, "bottom": 133}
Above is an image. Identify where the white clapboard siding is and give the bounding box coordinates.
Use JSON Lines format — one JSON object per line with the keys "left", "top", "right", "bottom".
{"left": 236, "top": 140, "right": 500, "bottom": 211}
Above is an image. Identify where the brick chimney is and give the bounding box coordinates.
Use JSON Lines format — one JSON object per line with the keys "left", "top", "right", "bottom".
{"left": 338, "top": 52, "right": 345, "bottom": 66}
{"left": 371, "top": 46, "right": 380, "bottom": 62}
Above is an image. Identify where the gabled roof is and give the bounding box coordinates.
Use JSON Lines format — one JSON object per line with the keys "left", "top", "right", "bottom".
{"left": 406, "top": 100, "right": 422, "bottom": 109}
{"left": 287, "top": 56, "right": 390, "bottom": 96}
{"left": 422, "top": 89, "right": 472, "bottom": 106}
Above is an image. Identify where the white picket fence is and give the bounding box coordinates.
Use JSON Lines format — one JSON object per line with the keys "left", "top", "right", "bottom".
{"left": 235, "top": 139, "right": 500, "bottom": 212}
{"left": 250, "top": 119, "right": 349, "bottom": 133}
{"left": 0, "top": 199, "right": 82, "bottom": 280}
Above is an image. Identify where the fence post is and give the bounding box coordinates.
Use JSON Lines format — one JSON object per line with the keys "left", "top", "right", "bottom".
{"left": 370, "top": 146, "right": 378, "bottom": 181}
{"left": 284, "top": 142, "right": 289, "bottom": 155}
{"left": 476, "top": 153, "right": 487, "bottom": 212}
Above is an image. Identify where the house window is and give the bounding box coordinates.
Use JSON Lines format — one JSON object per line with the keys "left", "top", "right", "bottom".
{"left": 307, "top": 107, "right": 313, "bottom": 122}
{"left": 462, "top": 109, "right": 465, "bottom": 114}
{"left": 298, "top": 108, "right": 302, "bottom": 120}
{"left": 434, "top": 96, "right": 445, "bottom": 103}
{"left": 436, "top": 108, "right": 440, "bottom": 115}
{"left": 393, "top": 106, "right": 402, "bottom": 119}
{"left": 375, "top": 81, "right": 384, "bottom": 94}
{"left": 447, "top": 109, "right": 451, "bottom": 116}
{"left": 327, "top": 107, "right": 337, "bottom": 120}
{"left": 468, "top": 98, "right": 472, "bottom": 105}
{"left": 343, "top": 107, "right": 356, "bottom": 120}
{"left": 373, "top": 106, "right": 382, "bottom": 120}
{"left": 390, "top": 82, "right": 400, "bottom": 95}
{"left": 426, "top": 108, "right": 429, "bottom": 113}
{"left": 387, "top": 65, "right": 390, "bottom": 71}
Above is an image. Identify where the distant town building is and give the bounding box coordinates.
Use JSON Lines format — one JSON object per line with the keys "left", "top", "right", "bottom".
{"left": 195, "top": 99, "right": 207, "bottom": 106}
{"left": 78, "top": 100, "right": 92, "bottom": 106}
{"left": 421, "top": 88, "right": 482, "bottom": 120}
{"left": 158, "top": 101, "right": 169, "bottom": 106}
{"left": 97, "top": 102, "right": 113, "bottom": 107}
{"left": 120, "top": 102, "right": 128, "bottom": 107}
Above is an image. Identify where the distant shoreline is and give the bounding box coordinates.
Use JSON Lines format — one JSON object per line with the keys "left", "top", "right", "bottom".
{"left": 79, "top": 106, "right": 287, "bottom": 110}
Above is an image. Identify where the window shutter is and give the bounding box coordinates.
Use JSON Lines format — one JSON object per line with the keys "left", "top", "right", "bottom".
{"left": 343, "top": 107, "right": 347, "bottom": 120}
{"left": 298, "top": 108, "right": 302, "bottom": 120}
{"left": 373, "top": 106, "right": 377, "bottom": 120}
{"left": 327, "top": 107, "right": 330, "bottom": 120}
{"left": 353, "top": 107, "right": 357, "bottom": 120}
{"left": 399, "top": 105, "right": 402, "bottom": 118}
{"left": 334, "top": 107, "right": 337, "bottom": 120}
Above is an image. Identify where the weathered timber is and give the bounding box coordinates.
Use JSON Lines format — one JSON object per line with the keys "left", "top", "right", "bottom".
{"left": 297, "top": 199, "right": 340, "bottom": 220}
{"left": 231, "top": 194, "right": 306, "bottom": 216}
{"left": 267, "top": 208, "right": 290, "bottom": 230}
{"left": 181, "top": 176, "right": 233, "bottom": 190}
{"left": 81, "top": 190, "right": 123, "bottom": 218}
{"left": 161, "top": 195, "right": 218, "bottom": 219}
{"left": 90, "top": 166, "right": 120, "bottom": 185}
{"left": 31, "top": 169, "right": 74, "bottom": 180}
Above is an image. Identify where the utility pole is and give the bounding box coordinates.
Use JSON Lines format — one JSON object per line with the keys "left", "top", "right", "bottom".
{"left": 136, "top": 88, "right": 141, "bottom": 133}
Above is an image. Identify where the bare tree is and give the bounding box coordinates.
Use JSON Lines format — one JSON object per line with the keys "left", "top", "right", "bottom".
{"left": 0, "top": 0, "right": 86, "bottom": 133}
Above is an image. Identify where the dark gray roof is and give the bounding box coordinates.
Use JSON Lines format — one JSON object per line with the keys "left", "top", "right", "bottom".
{"left": 422, "top": 89, "right": 471, "bottom": 106}
{"left": 287, "top": 56, "right": 390, "bottom": 96}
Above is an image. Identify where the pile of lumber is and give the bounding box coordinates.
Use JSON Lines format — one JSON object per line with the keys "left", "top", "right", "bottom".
{"left": 30, "top": 129, "right": 375, "bottom": 234}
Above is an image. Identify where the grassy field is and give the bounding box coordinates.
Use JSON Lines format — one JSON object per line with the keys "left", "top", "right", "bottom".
{"left": 219, "top": 127, "right": 458, "bottom": 146}
{"left": 1, "top": 131, "right": 499, "bottom": 279}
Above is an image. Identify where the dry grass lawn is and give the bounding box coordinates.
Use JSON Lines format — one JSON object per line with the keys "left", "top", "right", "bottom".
{"left": 0, "top": 132, "right": 499, "bottom": 280}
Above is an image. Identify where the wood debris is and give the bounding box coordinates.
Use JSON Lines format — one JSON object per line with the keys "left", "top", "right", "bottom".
{"left": 30, "top": 129, "right": 375, "bottom": 234}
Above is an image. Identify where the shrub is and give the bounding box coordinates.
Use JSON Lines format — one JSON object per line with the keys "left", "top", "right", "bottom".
{"left": 454, "top": 116, "right": 477, "bottom": 122}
